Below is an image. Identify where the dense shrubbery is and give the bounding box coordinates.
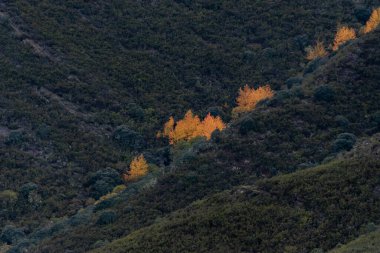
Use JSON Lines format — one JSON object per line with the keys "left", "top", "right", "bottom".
{"left": 112, "top": 126, "right": 146, "bottom": 150}
{"left": 13, "top": 23, "right": 380, "bottom": 253}
{"left": 332, "top": 133, "right": 356, "bottom": 152}
{"left": 0, "top": 225, "right": 25, "bottom": 244}
{"left": 91, "top": 135, "right": 380, "bottom": 253}
{"left": 285, "top": 77, "right": 303, "bottom": 89}
{"left": 1, "top": 1, "right": 380, "bottom": 252}
{"left": 313, "top": 85, "right": 335, "bottom": 102}
{"left": 304, "top": 57, "right": 329, "bottom": 74}
{"left": 97, "top": 211, "right": 117, "bottom": 225}
{"left": 86, "top": 168, "right": 123, "bottom": 199}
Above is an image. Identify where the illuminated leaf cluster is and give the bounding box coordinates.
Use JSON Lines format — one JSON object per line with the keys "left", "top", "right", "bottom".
{"left": 159, "top": 110, "right": 226, "bottom": 144}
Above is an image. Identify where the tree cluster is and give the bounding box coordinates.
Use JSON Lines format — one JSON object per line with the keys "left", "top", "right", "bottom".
{"left": 232, "top": 85, "right": 274, "bottom": 116}
{"left": 159, "top": 110, "right": 226, "bottom": 144}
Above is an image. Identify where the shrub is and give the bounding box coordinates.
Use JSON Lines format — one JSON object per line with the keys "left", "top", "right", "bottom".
{"left": 36, "top": 124, "right": 51, "bottom": 140}
{"left": 332, "top": 133, "right": 356, "bottom": 152}
{"left": 239, "top": 118, "right": 254, "bottom": 135}
{"left": 291, "top": 87, "right": 305, "bottom": 99}
{"left": 87, "top": 168, "right": 123, "bottom": 199}
{"left": 92, "top": 240, "right": 109, "bottom": 249}
{"left": 313, "top": 85, "right": 335, "bottom": 102}
{"left": 269, "top": 90, "right": 292, "bottom": 106}
{"left": 293, "top": 34, "right": 309, "bottom": 50}
{"left": 306, "top": 41, "right": 328, "bottom": 60}
{"left": 354, "top": 8, "right": 372, "bottom": 23}
{"left": 97, "top": 211, "right": 117, "bottom": 225}
{"left": 337, "top": 133, "right": 356, "bottom": 142}
{"left": 239, "top": 117, "right": 261, "bottom": 135}
{"left": 304, "top": 57, "right": 328, "bottom": 74}
{"left": 126, "top": 103, "right": 144, "bottom": 120}
{"left": 0, "top": 225, "right": 25, "bottom": 244}
{"left": 112, "top": 126, "right": 145, "bottom": 150}
{"left": 262, "top": 47, "right": 276, "bottom": 58}
{"left": 285, "top": 77, "right": 303, "bottom": 89}
{"left": 5, "top": 131, "right": 24, "bottom": 145}
{"left": 206, "top": 106, "right": 227, "bottom": 120}
{"left": 243, "top": 50, "right": 255, "bottom": 63}
{"left": 370, "top": 111, "right": 380, "bottom": 128}
{"left": 334, "top": 115, "right": 350, "bottom": 127}
{"left": 210, "top": 129, "right": 222, "bottom": 143}
{"left": 19, "top": 182, "right": 38, "bottom": 199}
{"left": 332, "top": 26, "right": 356, "bottom": 51}
{"left": 360, "top": 222, "right": 377, "bottom": 233}
{"left": 362, "top": 7, "right": 380, "bottom": 34}
{"left": 232, "top": 85, "right": 274, "bottom": 116}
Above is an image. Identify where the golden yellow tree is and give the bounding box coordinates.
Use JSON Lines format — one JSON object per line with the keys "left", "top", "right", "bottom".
{"left": 160, "top": 110, "right": 226, "bottom": 143}
{"left": 124, "top": 154, "right": 149, "bottom": 182}
{"left": 198, "top": 113, "right": 226, "bottom": 140}
{"left": 332, "top": 26, "right": 356, "bottom": 51}
{"left": 306, "top": 41, "right": 328, "bottom": 60}
{"left": 232, "top": 84, "right": 274, "bottom": 116}
{"left": 171, "top": 110, "right": 201, "bottom": 143}
{"left": 363, "top": 7, "right": 380, "bottom": 34}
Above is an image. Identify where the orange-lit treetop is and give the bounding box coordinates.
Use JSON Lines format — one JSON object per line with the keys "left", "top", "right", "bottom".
{"left": 232, "top": 84, "right": 274, "bottom": 116}
{"left": 332, "top": 26, "right": 356, "bottom": 51}
{"left": 159, "top": 110, "right": 226, "bottom": 144}
{"left": 123, "top": 154, "right": 149, "bottom": 182}
{"left": 306, "top": 41, "right": 328, "bottom": 60}
{"left": 363, "top": 7, "right": 380, "bottom": 34}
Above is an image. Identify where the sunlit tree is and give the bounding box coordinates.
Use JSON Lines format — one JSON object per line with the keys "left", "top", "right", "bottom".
{"left": 171, "top": 110, "right": 201, "bottom": 143}
{"left": 232, "top": 84, "right": 274, "bottom": 116}
{"left": 363, "top": 7, "right": 380, "bottom": 34}
{"left": 332, "top": 26, "right": 356, "bottom": 51}
{"left": 157, "top": 116, "right": 175, "bottom": 139}
{"left": 123, "top": 154, "right": 149, "bottom": 182}
{"left": 306, "top": 41, "right": 327, "bottom": 60}
{"left": 160, "top": 110, "right": 226, "bottom": 144}
{"left": 199, "top": 113, "right": 226, "bottom": 140}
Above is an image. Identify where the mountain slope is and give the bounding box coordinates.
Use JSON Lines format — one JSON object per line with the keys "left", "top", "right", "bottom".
{"left": 2, "top": 0, "right": 378, "bottom": 230}
{"left": 1, "top": 1, "right": 380, "bottom": 253}
{"left": 329, "top": 228, "right": 380, "bottom": 253}
{"left": 12, "top": 19, "right": 380, "bottom": 253}
{"left": 91, "top": 134, "right": 380, "bottom": 253}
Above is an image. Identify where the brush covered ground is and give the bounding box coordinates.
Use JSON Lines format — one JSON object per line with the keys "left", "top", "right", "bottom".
{"left": 0, "top": 1, "right": 380, "bottom": 253}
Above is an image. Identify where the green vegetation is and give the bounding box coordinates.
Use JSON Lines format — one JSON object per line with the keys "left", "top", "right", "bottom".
{"left": 91, "top": 135, "right": 380, "bottom": 253}
{"left": 329, "top": 228, "right": 380, "bottom": 253}
{"left": 1, "top": 0, "right": 372, "bottom": 230}
{"left": 10, "top": 26, "right": 378, "bottom": 253}
{"left": 0, "top": 0, "right": 379, "bottom": 252}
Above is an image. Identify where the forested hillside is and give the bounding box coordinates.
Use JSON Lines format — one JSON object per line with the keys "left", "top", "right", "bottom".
{"left": 91, "top": 134, "right": 380, "bottom": 253}
{"left": 1, "top": 1, "right": 380, "bottom": 253}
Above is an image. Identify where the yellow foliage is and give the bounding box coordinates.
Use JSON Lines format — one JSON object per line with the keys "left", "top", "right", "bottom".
{"left": 171, "top": 110, "right": 201, "bottom": 143}
{"left": 160, "top": 110, "right": 226, "bottom": 144}
{"left": 232, "top": 84, "right": 274, "bottom": 116}
{"left": 124, "top": 154, "right": 149, "bottom": 182}
{"left": 200, "top": 113, "right": 226, "bottom": 140}
{"left": 306, "top": 41, "right": 327, "bottom": 60}
{"left": 163, "top": 116, "right": 175, "bottom": 137}
{"left": 332, "top": 26, "right": 356, "bottom": 51}
{"left": 363, "top": 7, "right": 380, "bottom": 34}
